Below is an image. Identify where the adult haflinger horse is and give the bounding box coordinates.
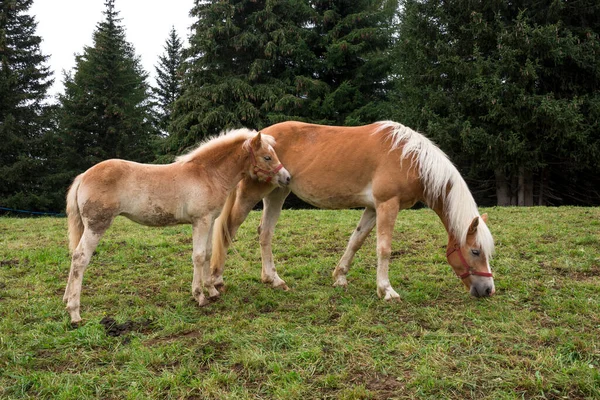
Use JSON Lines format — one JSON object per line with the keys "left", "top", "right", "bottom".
{"left": 211, "top": 121, "right": 495, "bottom": 300}
{"left": 63, "top": 129, "right": 291, "bottom": 324}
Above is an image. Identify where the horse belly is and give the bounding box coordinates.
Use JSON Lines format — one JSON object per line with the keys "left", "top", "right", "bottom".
{"left": 119, "top": 197, "right": 190, "bottom": 226}
{"left": 291, "top": 183, "right": 376, "bottom": 210}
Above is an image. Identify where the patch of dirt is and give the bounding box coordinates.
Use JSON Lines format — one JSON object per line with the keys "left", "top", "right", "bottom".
{"left": 99, "top": 316, "right": 154, "bottom": 337}
{"left": 0, "top": 259, "right": 20, "bottom": 267}
{"left": 365, "top": 374, "right": 406, "bottom": 399}
{"left": 391, "top": 250, "right": 408, "bottom": 259}
{"left": 551, "top": 264, "right": 600, "bottom": 281}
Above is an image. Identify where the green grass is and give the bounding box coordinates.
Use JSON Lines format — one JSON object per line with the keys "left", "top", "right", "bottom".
{"left": 1, "top": 207, "right": 599, "bottom": 399}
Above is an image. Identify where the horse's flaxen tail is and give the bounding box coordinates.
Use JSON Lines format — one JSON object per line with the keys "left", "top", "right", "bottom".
{"left": 211, "top": 185, "right": 238, "bottom": 275}
{"left": 66, "top": 174, "right": 84, "bottom": 254}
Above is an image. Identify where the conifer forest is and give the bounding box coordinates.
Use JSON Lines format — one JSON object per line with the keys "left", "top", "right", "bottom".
{"left": 1, "top": 0, "right": 599, "bottom": 213}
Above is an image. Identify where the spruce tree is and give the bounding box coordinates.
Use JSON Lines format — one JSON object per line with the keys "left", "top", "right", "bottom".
{"left": 153, "top": 26, "right": 184, "bottom": 135}
{"left": 298, "top": 0, "right": 396, "bottom": 125}
{"left": 0, "top": 0, "right": 55, "bottom": 211}
{"left": 394, "top": 0, "right": 600, "bottom": 205}
{"left": 169, "top": 0, "right": 395, "bottom": 154}
{"left": 58, "top": 0, "right": 157, "bottom": 176}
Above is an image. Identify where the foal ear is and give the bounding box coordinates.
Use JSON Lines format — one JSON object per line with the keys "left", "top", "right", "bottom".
{"left": 480, "top": 213, "right": 488, "bottom": 223}
{"left": 250, "top": 132, "right": 263, "bottom": 150}
{"left": 467, "top": 216, "right": 479, "bottom": 236}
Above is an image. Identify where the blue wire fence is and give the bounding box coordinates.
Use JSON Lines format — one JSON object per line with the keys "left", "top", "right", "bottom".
{"left": 0, "top": 206, "right": 65, "bottom": 217}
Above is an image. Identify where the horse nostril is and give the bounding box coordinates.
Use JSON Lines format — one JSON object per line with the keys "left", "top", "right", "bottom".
{"left": 286, "top": 176, "right": 291, "bottom": 183}
{"left": 485, "top": 287, "right": 492, "bottom": 296}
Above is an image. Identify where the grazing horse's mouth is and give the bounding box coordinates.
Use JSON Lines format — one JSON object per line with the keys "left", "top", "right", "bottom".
{"left": 470, "top": 279, "right": 495, "bottom": 297}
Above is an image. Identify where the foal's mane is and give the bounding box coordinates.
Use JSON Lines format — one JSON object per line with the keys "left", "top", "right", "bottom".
{"left": 176, "top": 128, "right": 273, "bottom": 164}
{"left": 375, "top": 121, "right": 494, "bottom": 253}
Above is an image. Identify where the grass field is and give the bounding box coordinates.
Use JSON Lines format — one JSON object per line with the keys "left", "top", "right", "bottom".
{"left": 1, "top": 207, "right": 599, "bottom": 399}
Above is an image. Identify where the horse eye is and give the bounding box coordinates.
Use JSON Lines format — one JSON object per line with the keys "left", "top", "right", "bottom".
{"left": 263, "top": 156, "right": 272, "bottom": 161}
{"left": 471, "top": 249, "right": 480, "bottom": 256}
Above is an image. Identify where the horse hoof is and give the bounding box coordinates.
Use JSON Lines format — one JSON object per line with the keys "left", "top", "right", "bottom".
{"left": 383, "top": 291, "right": 401, "bottom": 302}
{"left": 377, "top": 286, "right": 401, "bottom": 301}
{"left": 274, "top": 282, "right": 289, "bottom": 291}
{"left": 198, "top": 295, "right": 210, "bottom": 307}
{"left": 212, "top": 276, "right": 225, "bottom": 288}
{"left": 332, "top": 277, "right": 348, "bottom": 288}
{"left": 208, "top": 287, "right": 220, "bottom": 298}
{"left": 69, "top": 319, "right": 83, "bottom": 329}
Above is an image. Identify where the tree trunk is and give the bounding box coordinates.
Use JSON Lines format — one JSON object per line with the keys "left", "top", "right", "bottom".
{"left": 518, "top": 167, "right": 534, "bottom": 206}
{"left": 495, "top": 169, "right": 512, "bottom": 206}
{"left": 538, "top": 168, "right": 547, "bottom": 206}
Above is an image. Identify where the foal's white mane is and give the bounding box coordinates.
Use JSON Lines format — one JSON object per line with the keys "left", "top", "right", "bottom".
{"left": 176, "top": 128, "right": 275, "bottom": 163}
{"left": 375, "top": 121, "right": 494, "bottom": 254}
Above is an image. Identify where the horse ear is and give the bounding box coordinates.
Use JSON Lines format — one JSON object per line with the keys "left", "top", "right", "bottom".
{"left": 481, "top": 213, "right": 488, "bottom": 223}
{"left": 467, "top": 216, "right": 479, "bottom": 236}
{"left": 251, "top": 132, "right": 262, "bottom": 150}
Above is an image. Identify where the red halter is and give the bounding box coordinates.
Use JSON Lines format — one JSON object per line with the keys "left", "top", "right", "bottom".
{"left": 248, "top": 145, "right": 283, "bottom": 184}
{"left": 446, "top": 246, "right": 493, "bottom": 279}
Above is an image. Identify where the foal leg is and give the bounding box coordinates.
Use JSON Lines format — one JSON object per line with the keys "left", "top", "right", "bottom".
{"left": 192, "top": 217, "right": 219, "bottom": 306}
{"left": 63, "top": 227, "right": 107, "bottom": 324}
{"left": 332, "top": 207, "right": 377, "bottom": 287}
{"left": 211, "top": 180, "right": 273, "bottom": 287}
{"left": 259, "top": 187, "right": 291, "bottom": 290}
{"left": 375, "top": 199, "right": 401, "bottom": 301}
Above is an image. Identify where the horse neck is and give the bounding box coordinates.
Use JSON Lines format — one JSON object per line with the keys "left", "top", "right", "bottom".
{"left": 429, "top": 186, "right": 476, "bottom": 247}
{"left": 431, "top": 200, "right": 457, "bottom": 246}
{"left": 188, "top": 139, "right": 250, "bottom": 192}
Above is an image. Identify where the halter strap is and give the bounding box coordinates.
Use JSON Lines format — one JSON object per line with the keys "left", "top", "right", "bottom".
{"left": 446, "top": 246, "right": 493, "bottom": 279}
{"left": 248, "top": 145, "right": 283, "bottom": 184}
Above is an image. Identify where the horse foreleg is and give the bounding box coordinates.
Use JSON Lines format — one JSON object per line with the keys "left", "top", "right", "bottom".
{"left": 192, "top": 217, "right": 219, "bottom": 306}
{"left": 332, "top": 207, "right": 376, "bottom": 288}
{"left": 375, "top": 199, "right": 401, "bottom": 301}
{"left": 210, "top": 180, "right": 271, "bottom": 288}
{"left": 63, "top": 227, "right": 105, "bottom": 324}
{"left": 259, "top": 187, "right": 291, "bottom": 290}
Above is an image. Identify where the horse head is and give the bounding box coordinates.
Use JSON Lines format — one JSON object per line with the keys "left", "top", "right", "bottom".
{"left": 446, "top": 214, "right": 495, "bottom": 298}
{"left": 245, "top": 132, "right": 291, "bottom": 187}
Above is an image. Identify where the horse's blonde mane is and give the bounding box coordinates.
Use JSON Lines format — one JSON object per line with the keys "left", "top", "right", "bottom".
{"left": 375, "top": 121, "right": 494, "bottom": 254}
{"left": 176, "top": 128, "right": 275, "bottom": 163}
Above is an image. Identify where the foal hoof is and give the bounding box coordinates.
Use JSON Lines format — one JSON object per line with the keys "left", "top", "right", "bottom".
{"left": 377, "top": 287, "right": 401, "bottom": 302}
{"left": 197, "top": 294, "right": 211, "bottom": 307}
{"left": 212, "top": 275, "right": 225, "bottom": 288}
{"left": 273, "top": 282, "right": 289, "bottom": 291}
{"left": 208, "top": 287, "right": 220, "bottom": 298}
{"left": 69, "top": 319, "right": 83, "bottom": 329}
{"left": 332, "top": 276, "right": 348, "bottom": 288}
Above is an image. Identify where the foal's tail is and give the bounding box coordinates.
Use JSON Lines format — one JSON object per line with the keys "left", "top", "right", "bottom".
{"left": 66, "top": 174, "right": 84, "bottom": 254}
{"left": 211, "top": 185, "right": 238, "bottom": 275}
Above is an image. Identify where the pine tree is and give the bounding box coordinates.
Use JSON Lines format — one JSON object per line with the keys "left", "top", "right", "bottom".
{"left": 153, "top": 26, "right": 184, "bottom": 135}
{"left": 58, "top": 0, "right": 157, "bottom": 176}
{"left": 0, "top": 0, "right": 55, "bottom": 211}
{"left": 168, "top": 0, "right": 396, "bottom": 154}
{"left": 394, "top": 0, "right": 600, "bottom": 205}
{"left": 297, "top": 0, "right": 396, "bottom": 125}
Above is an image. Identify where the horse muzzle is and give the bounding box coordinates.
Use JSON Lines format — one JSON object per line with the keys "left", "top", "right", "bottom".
{"left": 469, "top": 276, "right": 495, "bottom": 298}
{"left": 275, "top": 168, "right": 291, "bottom": 187}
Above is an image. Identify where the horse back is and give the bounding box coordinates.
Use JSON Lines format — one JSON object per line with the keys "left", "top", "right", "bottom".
{"left": 260, "top": 121, "right": 423, "bottom": 209}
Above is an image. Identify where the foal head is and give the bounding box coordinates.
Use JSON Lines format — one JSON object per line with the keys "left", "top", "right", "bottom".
{"left": 244, "top": 132, "right": 291, "bottom": 187}
{"left": 446, "top": 214, "right": 495, "bottom": 298}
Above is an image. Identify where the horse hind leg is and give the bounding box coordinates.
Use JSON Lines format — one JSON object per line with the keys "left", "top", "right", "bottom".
{"left": 375, "top": 199, "right": 401, "bottom": 301}
{"left": 63, "top": 221, "right": 110, "bottom": 324}
{"left": 333, "top": 207, "right": 376, "bottom": 288}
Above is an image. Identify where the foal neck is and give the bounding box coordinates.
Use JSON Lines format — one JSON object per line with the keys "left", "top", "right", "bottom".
{"left": 186, "top": 137, "right": 252, "bottom": 190}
